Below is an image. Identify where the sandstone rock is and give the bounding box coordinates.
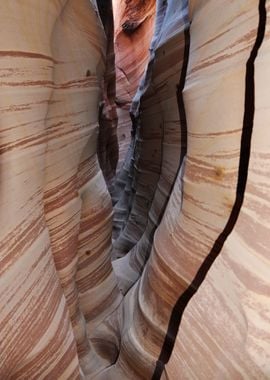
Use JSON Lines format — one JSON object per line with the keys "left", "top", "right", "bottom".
{"left": 113, "top": 0, "right": 189, "bottom": 293}
{"left": 111, "top": 0, "right": 156, "bottom": 240}
{"left": 106, "top": 0, "right": 270, "bottom": 378}
{"left": 1, "top": 0, "right": 270, "bottom": 379}
{"left": 97, "top": 0, "right": 119, "bottom": 193}
{"left": 0, "top": 1, "right": 121, "bottom": 378}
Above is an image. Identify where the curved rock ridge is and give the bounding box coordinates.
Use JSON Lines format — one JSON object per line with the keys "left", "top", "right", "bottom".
{"left": 112, "top": 0, "right": 170, "bottom": 250}
{"left": 112, "top": 0, "right": 189, "bottom": 258}
{"left": 113, "top": 0, "right": 189, "bottom": 293}
{"left": 106, "top": 0, "right": 270, "bottom": 379}
{"left": 1, "top": 0, "right": 270, "bottom": 379}
{"left": 165, "top": 1, "right": 270, "bottom": 378}
{"left": 0, "top": 1, "right": 122, "bottom": 379}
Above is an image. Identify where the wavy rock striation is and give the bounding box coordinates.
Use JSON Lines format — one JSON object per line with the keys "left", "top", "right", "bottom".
{"left": 0, "top": 1, "right": 121, "bottom": 379}
{"left": 1, "top": 0, "right": 270, "bottom": 379}
{"left": 107, "top": 0, "right": 270, "bottom": 379}
{"left": 113, "top": 0, "right": 189, "bottom": 293}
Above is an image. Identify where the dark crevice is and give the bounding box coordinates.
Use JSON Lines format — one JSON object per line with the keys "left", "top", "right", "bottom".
{"left": 97, "top": 0, "right": 112, "bottom": 33}
{"left": 152, "top": 0, "right": 266, "bottom": 378}
{"left": 122, "top": 19, "right": 142, "bottom": 34}
{"left": 140, "top": 24, "right": 190, "bottom": 280}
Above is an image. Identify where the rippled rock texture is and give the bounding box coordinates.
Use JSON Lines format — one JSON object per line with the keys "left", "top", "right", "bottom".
{"left": 1, "top": 0, "right": 270, "bottom": 379}
{"left": 109, "top": 0, "right": 270, "bottom": 379}
{"left": 0, "top": 1, "right": 122, "bottom": 378}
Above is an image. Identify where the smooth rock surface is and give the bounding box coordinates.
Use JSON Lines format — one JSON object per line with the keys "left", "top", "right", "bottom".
{"left": 0, "top": 1, "right": 122, "bottom": 378}
{"left": 1, "top": 0, "right": 270, "bottom": 379}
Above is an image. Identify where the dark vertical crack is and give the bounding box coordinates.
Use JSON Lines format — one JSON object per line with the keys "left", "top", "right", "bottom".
{"left": 152, "top": 0, "right": 266, "bottom": 378}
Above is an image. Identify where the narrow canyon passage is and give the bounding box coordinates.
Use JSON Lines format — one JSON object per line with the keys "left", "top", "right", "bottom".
{"left": 0, "top": 1, "right": 269, "bottom": 380}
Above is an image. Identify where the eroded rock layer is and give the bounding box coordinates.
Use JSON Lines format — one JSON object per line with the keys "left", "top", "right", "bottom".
{"left": 0, "top": 1, "right": 121, "bottom": 379}
{"left": 1, "top": 0, "right": 270, "bottom": 379}
{"left": 108, "top": 0, "right": 270, "bottom": 379}
{"left": 166, "top": 1, "right": 270, "bottom": 378}
{"left": 112, "top": 0, "right": 167, "bottom": 245}
{"left": 113, "top": 0, "right": 189, "bottom": 293}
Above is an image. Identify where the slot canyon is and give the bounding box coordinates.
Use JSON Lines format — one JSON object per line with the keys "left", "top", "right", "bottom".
{"left": 0, "top": 0, "right": 270, "bottom": 379}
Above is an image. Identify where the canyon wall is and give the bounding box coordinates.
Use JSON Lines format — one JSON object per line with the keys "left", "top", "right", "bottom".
{"left": 111, "top": 0, "right": 156, "bottom": 237}
{"left": 108, "top": 0, "right": 270, "bottom": 378}
{"left": 0, "top": 1, "right": 121, "bottom": 379}
{"left": 1, "top": 0, "right": 270, "bottom": 379}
